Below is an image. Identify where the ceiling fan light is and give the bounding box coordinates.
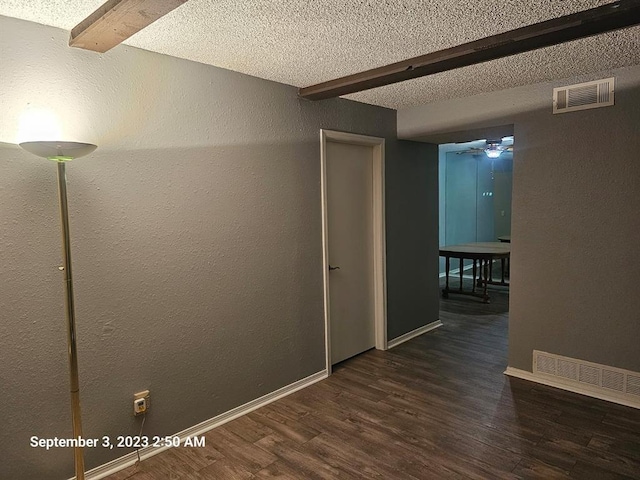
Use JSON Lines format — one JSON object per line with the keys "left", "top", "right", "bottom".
{"left": 485, "top": 147, "right": 502, "bottom": 158}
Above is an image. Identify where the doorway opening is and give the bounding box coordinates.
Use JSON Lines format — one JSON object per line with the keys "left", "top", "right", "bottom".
{"left": 438, "top": 135, "right": 513, "bottom": 311}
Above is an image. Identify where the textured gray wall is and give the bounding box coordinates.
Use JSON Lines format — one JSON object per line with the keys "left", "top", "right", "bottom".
{"left": 508, "top": 77, "right": 640, "bottom": 372}
{"left": 385, "top": 140, "right": 439, "bottom": 339}
{"left": 399, "top": 64, "right": 640, "bottom": 373}
{"left": 0, "top": 16, "right": 439, "bottom": 480}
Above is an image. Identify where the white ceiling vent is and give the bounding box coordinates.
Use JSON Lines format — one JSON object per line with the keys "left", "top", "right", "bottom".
{"left": 553, "top": 77, "right": 614, "bottom": 114}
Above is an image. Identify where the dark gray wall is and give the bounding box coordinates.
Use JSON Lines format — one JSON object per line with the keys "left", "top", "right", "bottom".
{"left": 399, "top": 64, "right": 640, "bottom": 374}
{"left": 508, "top": 75, "right": 640, "bottom": 371}
{"left": 386, "top": 140, "right": 439, "bottom": 339}
{"left": 0, "top": 16, "right": 439, "bottom": 480}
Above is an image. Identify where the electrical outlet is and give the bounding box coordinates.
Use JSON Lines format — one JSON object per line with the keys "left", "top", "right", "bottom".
{"left": 133, "top": 390, "right": 150, "bottom": 416}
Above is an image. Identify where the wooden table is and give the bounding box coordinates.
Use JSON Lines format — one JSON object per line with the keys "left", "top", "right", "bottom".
{"left": 439, "top": 242, "right": 510, "bottom": 303}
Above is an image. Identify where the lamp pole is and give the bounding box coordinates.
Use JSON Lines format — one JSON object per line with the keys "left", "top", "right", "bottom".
{"left": 57, "top": 160, "right": 85, "bottom": 480}
{"left": 19, "top": 141, "right": 97, "bottom": 480}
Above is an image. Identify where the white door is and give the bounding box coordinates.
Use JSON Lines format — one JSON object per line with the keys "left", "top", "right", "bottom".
{"left": 326, "top": 140, "right": 376, "bottom": 365}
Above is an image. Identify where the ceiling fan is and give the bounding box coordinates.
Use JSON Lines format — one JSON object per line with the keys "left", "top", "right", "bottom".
{"left": 456, "top": 140, "right": 514, "bottom": 158}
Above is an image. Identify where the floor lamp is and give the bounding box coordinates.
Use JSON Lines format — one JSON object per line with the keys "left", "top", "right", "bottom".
{"left": 19, "top": 141, "right": 97, "bottom": 480}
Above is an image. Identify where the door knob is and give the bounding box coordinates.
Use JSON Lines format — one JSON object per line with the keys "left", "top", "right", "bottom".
{"left": 329, "top": 265, "right": 340, "bottom": 271}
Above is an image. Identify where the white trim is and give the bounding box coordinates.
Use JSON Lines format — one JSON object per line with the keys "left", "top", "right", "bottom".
{"left": 320, "top": 131, "right": 332, "bottom": 374}
{"left": 504, "top": 367, "right": 640, "bottom": 410}
{"left": 372, "top": 139, "right": 388, "bottom": 353}
{"left": 76, "top": 370, "right": 328, "bottom": 480}
{"left": 320, "top": 130, "right": 388, "bottom": 374}
{"left": 387, "top": 320, "right": 443, "bottom": 349}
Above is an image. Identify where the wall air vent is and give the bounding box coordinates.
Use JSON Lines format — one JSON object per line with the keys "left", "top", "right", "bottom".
{"left": 533, "top": 351, "right": 640, "bottom": 405}
{"left": 553, "top": 77, "right": 614, "bottom": 114}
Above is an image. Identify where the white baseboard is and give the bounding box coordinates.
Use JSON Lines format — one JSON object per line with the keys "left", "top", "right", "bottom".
{"left": 504, "top": 367, "right": 640, "bottom": 410}
{"left": 439, "top": 264, "right": 474, "bottom": 278}
{"left": 78, "top": 370, "right": 328, "bottom": 480}
{"left": 387, "top": 320, "right": 443, "bottom": 349}
{"left": 439, "top": 257, "right": 508, "bottom": 279}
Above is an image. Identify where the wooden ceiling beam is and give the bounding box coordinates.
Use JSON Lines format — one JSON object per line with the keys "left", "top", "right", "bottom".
{"left": 299, "top": 0, "right": 640, "bottom": 101}
{"left": 69, "top": 0, "right": 189, "bottom": 53}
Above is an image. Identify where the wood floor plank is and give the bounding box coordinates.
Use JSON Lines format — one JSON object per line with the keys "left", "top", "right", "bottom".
{"left": 303, "top": 432, "right": 412, "bottom": 479}
{"left": 511, "top": 457, "right": 572, "bottom": 479}
{"left": 539, "top": 437, "right": 640, "bottom": 478}
{"left": 102, "top": 466, "right": 156, "bottom": 480}
{"left": 222, "top": 414, "right": 276, "bottom": 444}
{"left": 168, "top": 439, "right": 223, "bottom": 471}
{"left": 247, "top": 408, "right": 321, "bottom": 444}
{"left": 602, "top": 411, "right": 640, "bottom": 433}
{"left": 203, "top": 426, "right": 277, "bottom": 473}
{"left": 194, "top": 458, "right": 255, "bottom": 480}
{"left": 254, "top": 460, "right": 317, "bottom": 479}
{"left": 588, "top": 432, "right": 640, "bottom": 462}
{"left": 135, "top": 449, "right": 200, "bottom": 479}
{"left": 570, "top": 460, "right": 638, "bottom": 480}
{"left": 297, "top": 412, "right": 431, "bottom": 479}
{"left": 254, "top": 434, "right": 352, "bottom": 480}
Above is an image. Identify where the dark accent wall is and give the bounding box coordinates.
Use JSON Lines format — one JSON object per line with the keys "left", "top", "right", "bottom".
{"left": 386, "top": 140, "right": 440, "bottom": 340}
{"left": 508, "top": 71, "right": 640, "bottom": 372}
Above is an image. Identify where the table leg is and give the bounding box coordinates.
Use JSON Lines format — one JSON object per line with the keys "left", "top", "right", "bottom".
{"left": 483, "top": 259, "right": 490, "bottom": 303}
{"left": 501, "top": 258, "right": 506, "bottom": 284}
{"left": 459, "top": 258, "right": 463, "bottom": 292}
{"left": 443, "top": 256, "right": 450, "bottom": 298}
{"left": 489, "top": 258, "right": 494, "bottom": 282}
{"left": 472, "top": 259, "right": 477, "bottom": 293}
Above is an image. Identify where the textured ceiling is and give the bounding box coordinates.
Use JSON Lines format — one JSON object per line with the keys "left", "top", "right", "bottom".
{"left": 1, "top": 0, "right": 639, "bottom": 109}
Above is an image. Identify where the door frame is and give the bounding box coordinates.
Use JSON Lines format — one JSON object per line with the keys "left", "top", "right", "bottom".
{"left": 320, "top": 129, "right": 388, "bottom": 374}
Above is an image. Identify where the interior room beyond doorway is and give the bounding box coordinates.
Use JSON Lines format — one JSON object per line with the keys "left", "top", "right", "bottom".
{"left": 438, "top": 136, "right": 514, "bottom": 282}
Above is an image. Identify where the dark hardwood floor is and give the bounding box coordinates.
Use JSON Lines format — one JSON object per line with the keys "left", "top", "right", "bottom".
{"left": 106, "top": 280, "right": 640, "bottom": 479}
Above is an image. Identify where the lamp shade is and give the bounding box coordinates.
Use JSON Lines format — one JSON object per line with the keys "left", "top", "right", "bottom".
{"left": 19, "top": 141, "right": 97, "bottom": 160}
